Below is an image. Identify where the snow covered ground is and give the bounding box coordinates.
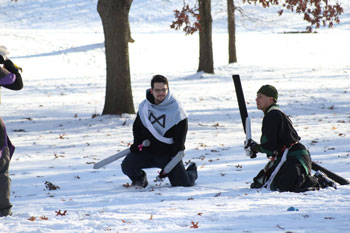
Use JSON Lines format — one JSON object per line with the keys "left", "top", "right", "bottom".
{"left": 0, "top": 0, "right": 349, "bottom": 232}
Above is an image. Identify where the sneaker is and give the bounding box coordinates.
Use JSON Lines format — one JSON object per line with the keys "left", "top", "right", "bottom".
{"left": 314, "top": 171, "right": 337, "bottom": 189}
{"left": 131, "top": 170, "right": 148, "bottom": 188}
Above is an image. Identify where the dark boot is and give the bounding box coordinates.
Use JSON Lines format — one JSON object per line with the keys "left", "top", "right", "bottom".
{"left": 186, "top": 162, "right": 198, "bottom": 181}
{"left": 250, "top": 169, "right": 266, "bottom": 189}
{"left": 131, "top": 170, "right": 148, "bottom": 188}
{"left": 0, "top": 207, "right": 12, "bottom": 217}
{"left": 314, "top": 171, "right": 337, "bottom": 189}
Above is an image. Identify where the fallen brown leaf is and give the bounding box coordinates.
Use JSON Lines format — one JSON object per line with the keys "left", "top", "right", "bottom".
{"left": 55, "top": 210, "right": 67, "bottom": 216}
{"left": 190, "top": 221, "right": 199, "bottom": 228}
{"left": 40, "top": 216, "right": 48, "bottom": 220}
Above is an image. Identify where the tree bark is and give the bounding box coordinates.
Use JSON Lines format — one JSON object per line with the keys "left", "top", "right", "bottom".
{"left": 197, "top": 0, "right": 214, "bottom": 74}
{"left": 227, "top": 0, "right": 237, "bottom": 63}
{"left": 97, "top": 0, "right": 135, "bottom": 115}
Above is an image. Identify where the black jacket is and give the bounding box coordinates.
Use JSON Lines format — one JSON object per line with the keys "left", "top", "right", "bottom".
{"left": 259, "top": 104, "right": 311, "bottom": 174}
{"left": 260, "top": 104, "right": 301, "bottom": 156}
{"left": 132, "top": 93, "right": 187, "bottom": 157}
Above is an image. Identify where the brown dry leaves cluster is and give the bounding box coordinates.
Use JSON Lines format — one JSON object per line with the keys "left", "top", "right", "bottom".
{"left": 27, "top": 210, "right": 67, "bottom": 221}
{"left": 28, "top": 216, "right": 48, "bottom": 221}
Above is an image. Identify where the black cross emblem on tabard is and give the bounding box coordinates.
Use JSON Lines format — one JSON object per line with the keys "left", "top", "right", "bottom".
{"left": 149, "top": 113, "right": 166, "bottom": 128}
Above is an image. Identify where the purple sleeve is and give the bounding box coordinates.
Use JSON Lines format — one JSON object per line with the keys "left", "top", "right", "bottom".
{"left": 0, "top": 73, "right": 16, "bottom": 85}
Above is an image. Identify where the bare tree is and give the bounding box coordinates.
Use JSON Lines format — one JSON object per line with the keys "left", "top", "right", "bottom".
{"left": 197, "top": 0, "right": 214, "bottom": 73}
{"left": 227, "top": 0, "right": 237, "bottom": 63}
{"left": 171, "top": 0, "right": 214, "bottom": 73}
{"left": 97, "top": 0, "right": 135, "bottom": 115}
{"left": 11, "top": 0, "right": 343, "bottom": 114}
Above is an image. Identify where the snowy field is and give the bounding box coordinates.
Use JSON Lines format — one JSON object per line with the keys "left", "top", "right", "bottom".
{"left": 0, "top": 0, "right": 349, "bottom": 232}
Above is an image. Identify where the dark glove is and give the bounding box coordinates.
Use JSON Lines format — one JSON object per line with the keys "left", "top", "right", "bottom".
{"left": 0, "top": 66, "right": 10, "bottom": 79}
{"left": 0, "top": 55, "right": 4, "bottom": 64}
{"left": 130, "top": 143, "right": 139, "bottom": 153}
{"left": 4, "top": 59, "right": 19, "bottom": 73}
{"left": 130, "top": 139, "right": 150, "bottom": 153}
{"left": 157, "top": 170, "right": 167, "bottom": 179}
{"left": 245, "top": 139, "right": 259, "bottom": 153}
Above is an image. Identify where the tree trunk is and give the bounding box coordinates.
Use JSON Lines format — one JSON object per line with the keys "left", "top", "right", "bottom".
{"left": 97, "top": 0, "right": 135, "bottom": 115}
{"left": 227, "top": 0, "right": 237, "bottom": 63}
{"left": 197, "top": 0, "right": 214, "bottom": 74}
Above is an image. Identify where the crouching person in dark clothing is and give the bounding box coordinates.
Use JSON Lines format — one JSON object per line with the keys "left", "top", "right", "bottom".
{"left": 246, "top": 85, "right": 335, "bottom": 192}
{"left": 121, "top": 75, "right": 197, "bottom": 188}
{"left": 0, "top": 118, "right": 15, "bottom": 217}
